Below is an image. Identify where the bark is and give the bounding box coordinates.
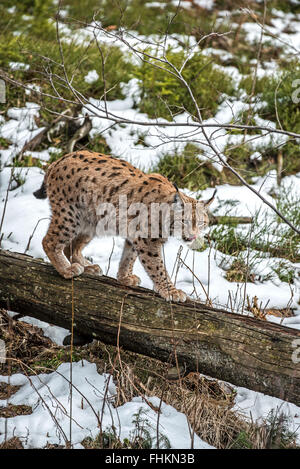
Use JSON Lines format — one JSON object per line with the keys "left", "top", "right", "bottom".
{"left": 0, "top": 249, "right": 299, "bottom": 406}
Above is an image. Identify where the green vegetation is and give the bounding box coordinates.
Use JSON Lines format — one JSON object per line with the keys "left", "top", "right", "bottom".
{"left": 151, "top": 144, "right": 221, "bottom": 190}
{"left": 271, "top": 260, "right": 295, "bottom": 284}
{"left": 136, "top": 50, "right": 234, "bottom": 120}
{"left": 3, "top": 36, "right": 133, "bottom": 103}
{"left": 239, "top": 74, "right": 269, "bottom": 96}
{"left": 236, "top": 62, "right": 300, "bottom": 181}
{"left": 14, "top": 154, "right": 44, "bottom": 169}
{"left": 222, "top": 143, "right": 277, "bottom": 185}
{"left": 65, "top": 0, "right": 219, "bottom": 36}
{"left": 258, "top": 63, "right": 300, "bottom": 176}
{"left": 0, "top": 137, "right": 11, "bottom": 149}
{"left": 210, "top": 186, "right": 300, "bottom": 285}
{"left": 0, "top": 1, "right": 134, "bottom": 117}
{"left": 31, "top": 348, "right": 84, "bottom": 371}
{"left": 83, "top": 408, "right": 171, "bottom": 449}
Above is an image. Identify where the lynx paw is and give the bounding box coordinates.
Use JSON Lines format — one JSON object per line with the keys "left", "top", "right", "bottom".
{"left": 84, "top": 264, "right": 103, "bottom": 276}
{"left": 63, "top": 263, "right": 85, "bottom": 279}
{"left": 157, "top": 287, "right": 187, "bottom": 303}
{"left": 118, "top": 274, "right": 141, "bottom": 287}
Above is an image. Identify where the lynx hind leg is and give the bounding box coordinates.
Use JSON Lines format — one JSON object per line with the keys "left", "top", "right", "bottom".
{"left": 117, "top": 239, "right": 141, "bottom": 287}
{"left": 65, "top": 234, "right": 102, "bottom": 276}
{"left": 43, "top": 224, "right": 84, "bottom": 279}
{"left": 133, "top": 238, "right": 186, "bottom": 302}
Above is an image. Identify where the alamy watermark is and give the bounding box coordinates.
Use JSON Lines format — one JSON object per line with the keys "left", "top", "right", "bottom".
{"left": 291, "top": 339, "right": 300, "bottom": 364}
{"left": 0, "top": 79, "right": 5, "bottom": 104}
{"left": 0, "top": 339, "right": 6, "bottom": 364}
{"left": 94, "top": 195, "right": 209, "bottom": 242}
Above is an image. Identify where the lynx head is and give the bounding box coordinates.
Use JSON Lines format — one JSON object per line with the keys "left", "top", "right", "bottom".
{"left": 171, "top": 187, "right": 216, "bottom": 249}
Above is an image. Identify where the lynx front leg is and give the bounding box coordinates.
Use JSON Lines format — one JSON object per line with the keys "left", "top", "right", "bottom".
{"left": 134, "top": 238, "right": 186, "bottom": 302}
{"left": 43, "top": 223, "right": 84, "bottom": 279}
{"left": 64, "top": 234, "right": 102, "bottom": 276}
{"left": 117, "top": 239, "right": 140, "bottom": 286}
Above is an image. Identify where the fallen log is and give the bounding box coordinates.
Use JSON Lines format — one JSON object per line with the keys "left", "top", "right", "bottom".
{"left": 0, "top": 249, "right": 299, "bottom": 406}
{"left": 209, "top": 214, "right": 253, "bottom": 225}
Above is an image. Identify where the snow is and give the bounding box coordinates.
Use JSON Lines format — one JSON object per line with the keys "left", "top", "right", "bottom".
{"left": 9, "top": 62, "right": 30, "bottom": 71}
{"left": 145, "top": 2, "right": 166, "bottom": 8}
{"left": 193, "top": 0, "right": 215, "bottom": 9}
{"left": 55, "top": 20, "right": 197, "bottom": 60}
{"left": 0, "top": 361, "right": 213, "bottom": 449}
{"left": 233, "top": 385, "right": 300, "bottom": 444}
{"left": 84, "top": 70, "right": 99, "bottom": 84}
{"left": 145, "top": 1, "right": 216, "bottom": 10}
{"left": 170, "top": 0, "right": 215, "bottom": 9}
{"left": 20, "top": 316, "right": 70, "bottom": 346}
{"left": 0, "top": 102, "right": 46, "bottom": 167}
{"left": 25, "top": 83, "right": 41, "bottom": 96}
{"left": 242, "top": 16, "right": 300, "bottom": 53}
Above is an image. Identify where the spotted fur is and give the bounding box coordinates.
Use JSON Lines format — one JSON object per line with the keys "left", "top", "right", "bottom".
{"left": 35, "top": 150, "right": 213, "bottom": 302}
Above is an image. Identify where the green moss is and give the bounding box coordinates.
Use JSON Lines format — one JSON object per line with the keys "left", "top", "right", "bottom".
{"left": 231, "top": 430, "right": 253, "bottom": 449}
{"left": 260, "top": 62, "right": 300, "bottom": 131}
{"left": 22, "top": 39, "right": 132, "bottom": 102}
{"left": 267, "top": 0, "right": 300, "bottom": 14}
{"left": 1, "top": 0, "right": 56, "bottom": 41}
{"left": 152, "top": 140, "right": 276, "bottom": 191}
{"left": 48, "top": 154, "right": 63, "bottom": 165}
{"left": 135, "top": 50, "right": 235, "bottom": 120}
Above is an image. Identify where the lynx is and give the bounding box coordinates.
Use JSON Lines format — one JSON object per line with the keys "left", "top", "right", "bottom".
{"left": 34, "top": 150, "right": 215, "bottom": 302}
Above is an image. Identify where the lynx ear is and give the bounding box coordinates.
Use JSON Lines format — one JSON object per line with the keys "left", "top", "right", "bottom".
{"left": 173, "top": 191, "right": 184, "bottom": 211}
{"left": 203, "top": 189, "right": 217, "bottom": 207}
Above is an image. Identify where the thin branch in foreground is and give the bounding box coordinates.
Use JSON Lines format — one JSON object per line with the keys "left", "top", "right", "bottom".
{"left": 0, "top": 16, "right": 299, "bottom": 234}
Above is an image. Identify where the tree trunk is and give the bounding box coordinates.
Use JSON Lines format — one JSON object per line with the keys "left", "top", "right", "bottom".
{"left": 0, "top": 249, "right": 299, "bottom": 406}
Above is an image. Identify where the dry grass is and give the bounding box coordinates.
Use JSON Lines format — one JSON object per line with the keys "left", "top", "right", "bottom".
{"left": 0, "top": 309, "right": 57, "bottom": 375}
{"left": 0, "top": 404, "right": 32, "bottom": 418}
{"left": 109, "top": 358, "right": 243, "bottom": 448}
{"left": 0, "top": 437, "right": 24, "bottom": 449}
{"left": 106, "top": 355, "right": 299, "bottom": 449}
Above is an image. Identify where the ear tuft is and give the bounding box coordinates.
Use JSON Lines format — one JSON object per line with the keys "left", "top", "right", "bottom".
{"left": 204, "top": 189, "right": 217, "bottom": 207}
{"left": 173, "top": 192, "right": 183, "bottom": 211}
